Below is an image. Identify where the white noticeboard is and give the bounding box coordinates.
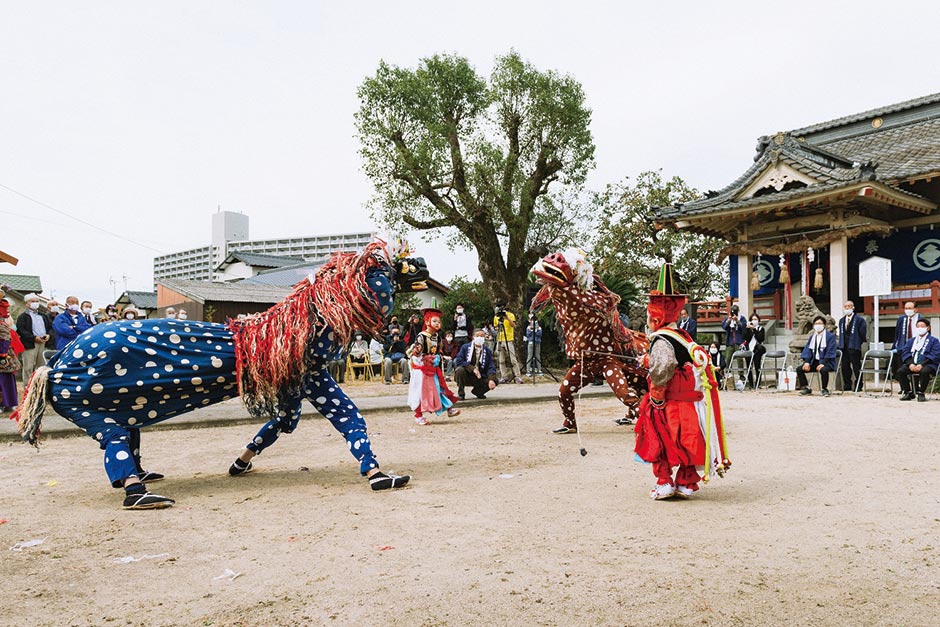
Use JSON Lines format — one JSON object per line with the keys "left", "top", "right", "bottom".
{"left": 858, "top": 256, "right": 892, "bottom": 378}
{"left": 858, "top": 256, "right": 892, "bottom": 297}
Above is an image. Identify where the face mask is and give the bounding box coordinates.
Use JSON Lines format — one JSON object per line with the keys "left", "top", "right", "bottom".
{"left": 167, "top": 313, "right": 176, "bottom": 319}
{"left": 82, "top": 307, "right": 92, "bottom": 314}
{"left": 68, "top": 304, "right": 80, "bottom": 312}
{"left": 709, "top": 347, "right": 718, "bottom": 354}
{"left": 355, "top": 335, "right": 362, "bottom": 340}
{"left": 751, "top": 319, "right": 759, "bottom": 325}
{"left": 914, "top": 327, "right": 928, "bottom": 337}
{"left": 125, "top": 314, "right": 135, "bottom": 320}
{"left": 844, "top": 309, "right": 853, "bottom": 316}
{"left": 905, "top": 309, "right": 915, "bottom": 317}
{"left": 473, "top": 336, "right": 484, "bottom": 346}
{"left": 51, "top": 306, "right": 63, "bottom": 314}
{"left": 29, "top": 301, "right": 40, "bottom": 310}
{"left": 178, "top": 313, "right": 187, "bottom": 320}
{"left": 456, "top": 308, "right": 464, "bottom": 314}
{"left": 445, "top": 336, "right": 453, "bottom": 341}
{"left": 814, "top": 324, "right": 825, "bottom": 333}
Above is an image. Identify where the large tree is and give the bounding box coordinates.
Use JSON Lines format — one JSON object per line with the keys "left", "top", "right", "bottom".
{"left": 593, "top": 171, "right": 728, "bottom": 305}
{"left": 356, "top": 51, "right": 595, "bottom": 315}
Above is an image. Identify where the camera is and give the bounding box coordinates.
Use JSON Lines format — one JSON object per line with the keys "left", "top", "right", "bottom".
{"left": 494, "top": 305, "right": 506, "bottom": 319}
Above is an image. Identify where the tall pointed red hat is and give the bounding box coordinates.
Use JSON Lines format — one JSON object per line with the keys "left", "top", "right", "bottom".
{"left": 647, "top": 263, "right": 687, "bottom": 330}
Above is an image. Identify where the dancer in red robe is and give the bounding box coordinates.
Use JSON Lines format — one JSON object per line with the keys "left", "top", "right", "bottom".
{"left": 634, "top": 264, "right": 730, "bottom": 500}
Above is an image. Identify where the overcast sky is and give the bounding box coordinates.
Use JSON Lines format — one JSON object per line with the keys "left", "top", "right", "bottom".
{"left": 2, "top": 1, "right": 937, "bottom": 307}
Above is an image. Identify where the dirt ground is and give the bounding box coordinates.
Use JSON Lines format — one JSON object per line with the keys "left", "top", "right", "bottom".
{"left": 2, "top": 391, "right": 939, "bottom": 627}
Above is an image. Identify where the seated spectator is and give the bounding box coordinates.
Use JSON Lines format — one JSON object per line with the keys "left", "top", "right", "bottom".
{"left": 797, "top": 315, "right": 838, "bottom": 397}
{"left": 383, "top": 328, "right": 410, "bottom": 384}
{"left": 328, "top": 348, "right": 347, "bottom": 384}
{"left": 897, "top": 320, "right": 940, "bottom": 402}
{"left": 439, "top": 331, "right": 459, "bottom": 378}
{"left": 368, "top": 337, "right": 384, "bottom": 376}
{"left": 452, "top": 329, "right": 498, "bottom": 400}
{"left": 348, "top": 333, "right": 370, "bottom": 378}
{"left": 708, "top": 342, "right": 727, "bottom": 381}
{"left": 53, "top": 296, "right": 92, "bottom": 350}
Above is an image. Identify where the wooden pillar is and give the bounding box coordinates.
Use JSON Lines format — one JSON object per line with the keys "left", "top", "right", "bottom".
{"left": 737, "top": 254, "right": 751, "bottom": 316}
{"left": 829, "top": 236, "right": 849, "bottom": 317}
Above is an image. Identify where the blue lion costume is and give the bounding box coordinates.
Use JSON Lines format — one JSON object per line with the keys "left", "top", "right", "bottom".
{"left": 15, "top": 242, "right": 428, "bottom": 509}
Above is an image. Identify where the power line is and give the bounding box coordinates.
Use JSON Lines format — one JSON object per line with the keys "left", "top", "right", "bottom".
{"left": 0, "top": 181, "right": 166, "bottom": 254}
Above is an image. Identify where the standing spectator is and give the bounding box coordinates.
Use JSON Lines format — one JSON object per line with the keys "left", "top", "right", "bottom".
{"left": 177, "top": 308, "right": 189, "bottom": 321}
{"left": 743, "top": 313, "right": 767, "bottom": 388}
{"left": 451, "top": 303, "right": 474, "bottom": 347}
{"left": 493, "top": 302, "right": 523, "bottom": 384}
{"left": 81, "top": 300, "right": 96, "bottom": 326}
{"left": 892, "top": 301, "right": 924, "bottom": 382}
{"left": 165, "top": 307, "right": 177, "bottom": 319}
{"left": 15, "top": 293, "right": 53, "bottom": 385}
{"left": 797, "top": 315, "right": 838, "bottom": 397}
{"left": 837, "top": 300, "right": 867, "bottom": 392}
{"left": 0, "top": 297, "right": 20, "bottom": 412}
{"left": 721, "top": 304, "right": 747, "bottom": 367}
{"left": 453, "top": 329, "right": 499, "bottom": 400}
{"left": 897, "top": 320, "right": 940, "bottom": 402}
{"left": 678, "top": 307, "right": 697, "bottom": 341}
{"left": 383, "top": 328, "right": 410, "bottom": 384}
{"left": 483, "top": 322, "right": 496, "bottom": 354}
{"left": 53, "top": 296, "right": 92, "bottom": 350}
{"left": 404, "top": 313, "right": 422, "bottom": 345}
{"left": 524, "top": 314, "right": 543, "bottom": 376}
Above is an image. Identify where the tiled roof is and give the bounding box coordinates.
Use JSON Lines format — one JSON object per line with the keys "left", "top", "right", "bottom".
{"left": 0, "top": 273, "right": 43, "bottom": 293}
{"left": 215, "top": 252, "right": 305, "bottom": 272}
{"left": 125, "top": 291, "right": 158, "bottom": 309}
{"left": 242, "top": 259, "right": 327, "bottom": 287}
{"left": 660, "top": 93, "right": 940, "bottom": 221}
{"left": 158, "top": 279, "right": 292, "bottom": 304}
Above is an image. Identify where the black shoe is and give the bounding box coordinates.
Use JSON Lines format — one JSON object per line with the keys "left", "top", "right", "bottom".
{"left": 473, "top": 392, "right": 487, "bottom": 399}
{"left": 458, "top": 392, "right": 466, "bottom": 400}
{"left": 228, "top": 459, "right": 253, "bottom": 476}
{"left": 917, "top": 394, "right": 927, "bottom": 402}
{"left": 900, "top": 392, "right": 915, "bottom": 401}
{"left": 369, "top": 472, "right": 410, "bottom": 491}
{"left": 137, "top": 471, "right": 164, "bottom": 483}
{"left": 821, "top": 389, "right": 831, "bottom": 397}
{"left": 123, "top": 492, "right": 175, "bottom": 510}
{"left": 552, "top": 425, "right": 577, "bottom": 434}
{"left": 799, "top": 388, "right": 812, "bottom": 396}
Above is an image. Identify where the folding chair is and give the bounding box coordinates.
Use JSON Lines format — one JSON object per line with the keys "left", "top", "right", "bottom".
{"left": 854, "top": 349, "right": 894, "bottom": 396}
{"left": 346, "top": 355, "right": 373, "bottom": 383}
{"left": 929, "top": 372, "right": 940, "bottom": 399}
{"left": 754, "top": 349, "right": 786, "bottom": 390}
{"left": 43, "top": 349, "right": 57, "bottom": 365}
{"left": 727, "top": 349, "right": 754, "bottom": 391}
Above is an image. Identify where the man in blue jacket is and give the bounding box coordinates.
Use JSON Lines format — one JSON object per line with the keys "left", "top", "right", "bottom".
{"left": 53, "top": 296, "right": 91, "bottom": 350}
{"left": 797, "top": 315, "right": 838, "bottom": 396}
{"left": 453, "top": 329, "right": 499, "bottom": 400}
{"left": 897, "top": 319, "right": 940, "bottom": 402}
{"left": 892, "top": 301, "right": 925, "bottom": 381}
{"left": 837, "top": 300, "right": 867, "bottom": 392}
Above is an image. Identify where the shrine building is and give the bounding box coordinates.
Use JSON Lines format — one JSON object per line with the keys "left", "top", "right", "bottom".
{"left": 656, "top": 92, "right": 940, "bottom": 343}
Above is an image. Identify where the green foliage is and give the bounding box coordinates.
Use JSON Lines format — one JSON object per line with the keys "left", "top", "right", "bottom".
{"left": 356, "top": 51, "right": 596, "bottom": 313}
{"left": 593, "top": 170, "right": 728, "bottom": 301}
{"left": 439, "top": 276, "right": 494, "bottom": 331}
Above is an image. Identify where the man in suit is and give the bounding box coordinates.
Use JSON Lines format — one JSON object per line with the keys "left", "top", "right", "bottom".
{"left": 15, "top": 293, "right": 53, "bottom": 385}
{"left": 452, "top": 329, "right": 499, "bottom": 400}
{"left": 897, "top": 320, "right": 940, "bottom": 402}
{"left": 892, "top": 301, "right": 925, "bottom": 383}
{"left": 678, "top": 307, "right": 697, "bottom": 342}
{"left": 838, "top": 300, "right": 867, "bottom": 392}
{"left": 797, "top": 315, "right": 838, "bottom": 397}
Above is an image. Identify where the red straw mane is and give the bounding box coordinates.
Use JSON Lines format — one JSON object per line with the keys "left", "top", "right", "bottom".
{"left": 229, "top": 242, "right": 390, "bottom": 415}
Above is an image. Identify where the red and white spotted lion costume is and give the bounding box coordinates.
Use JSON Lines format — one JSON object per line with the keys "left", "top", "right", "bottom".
{"left": 530, "top": 249, "right": 649, "bottom": 434}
